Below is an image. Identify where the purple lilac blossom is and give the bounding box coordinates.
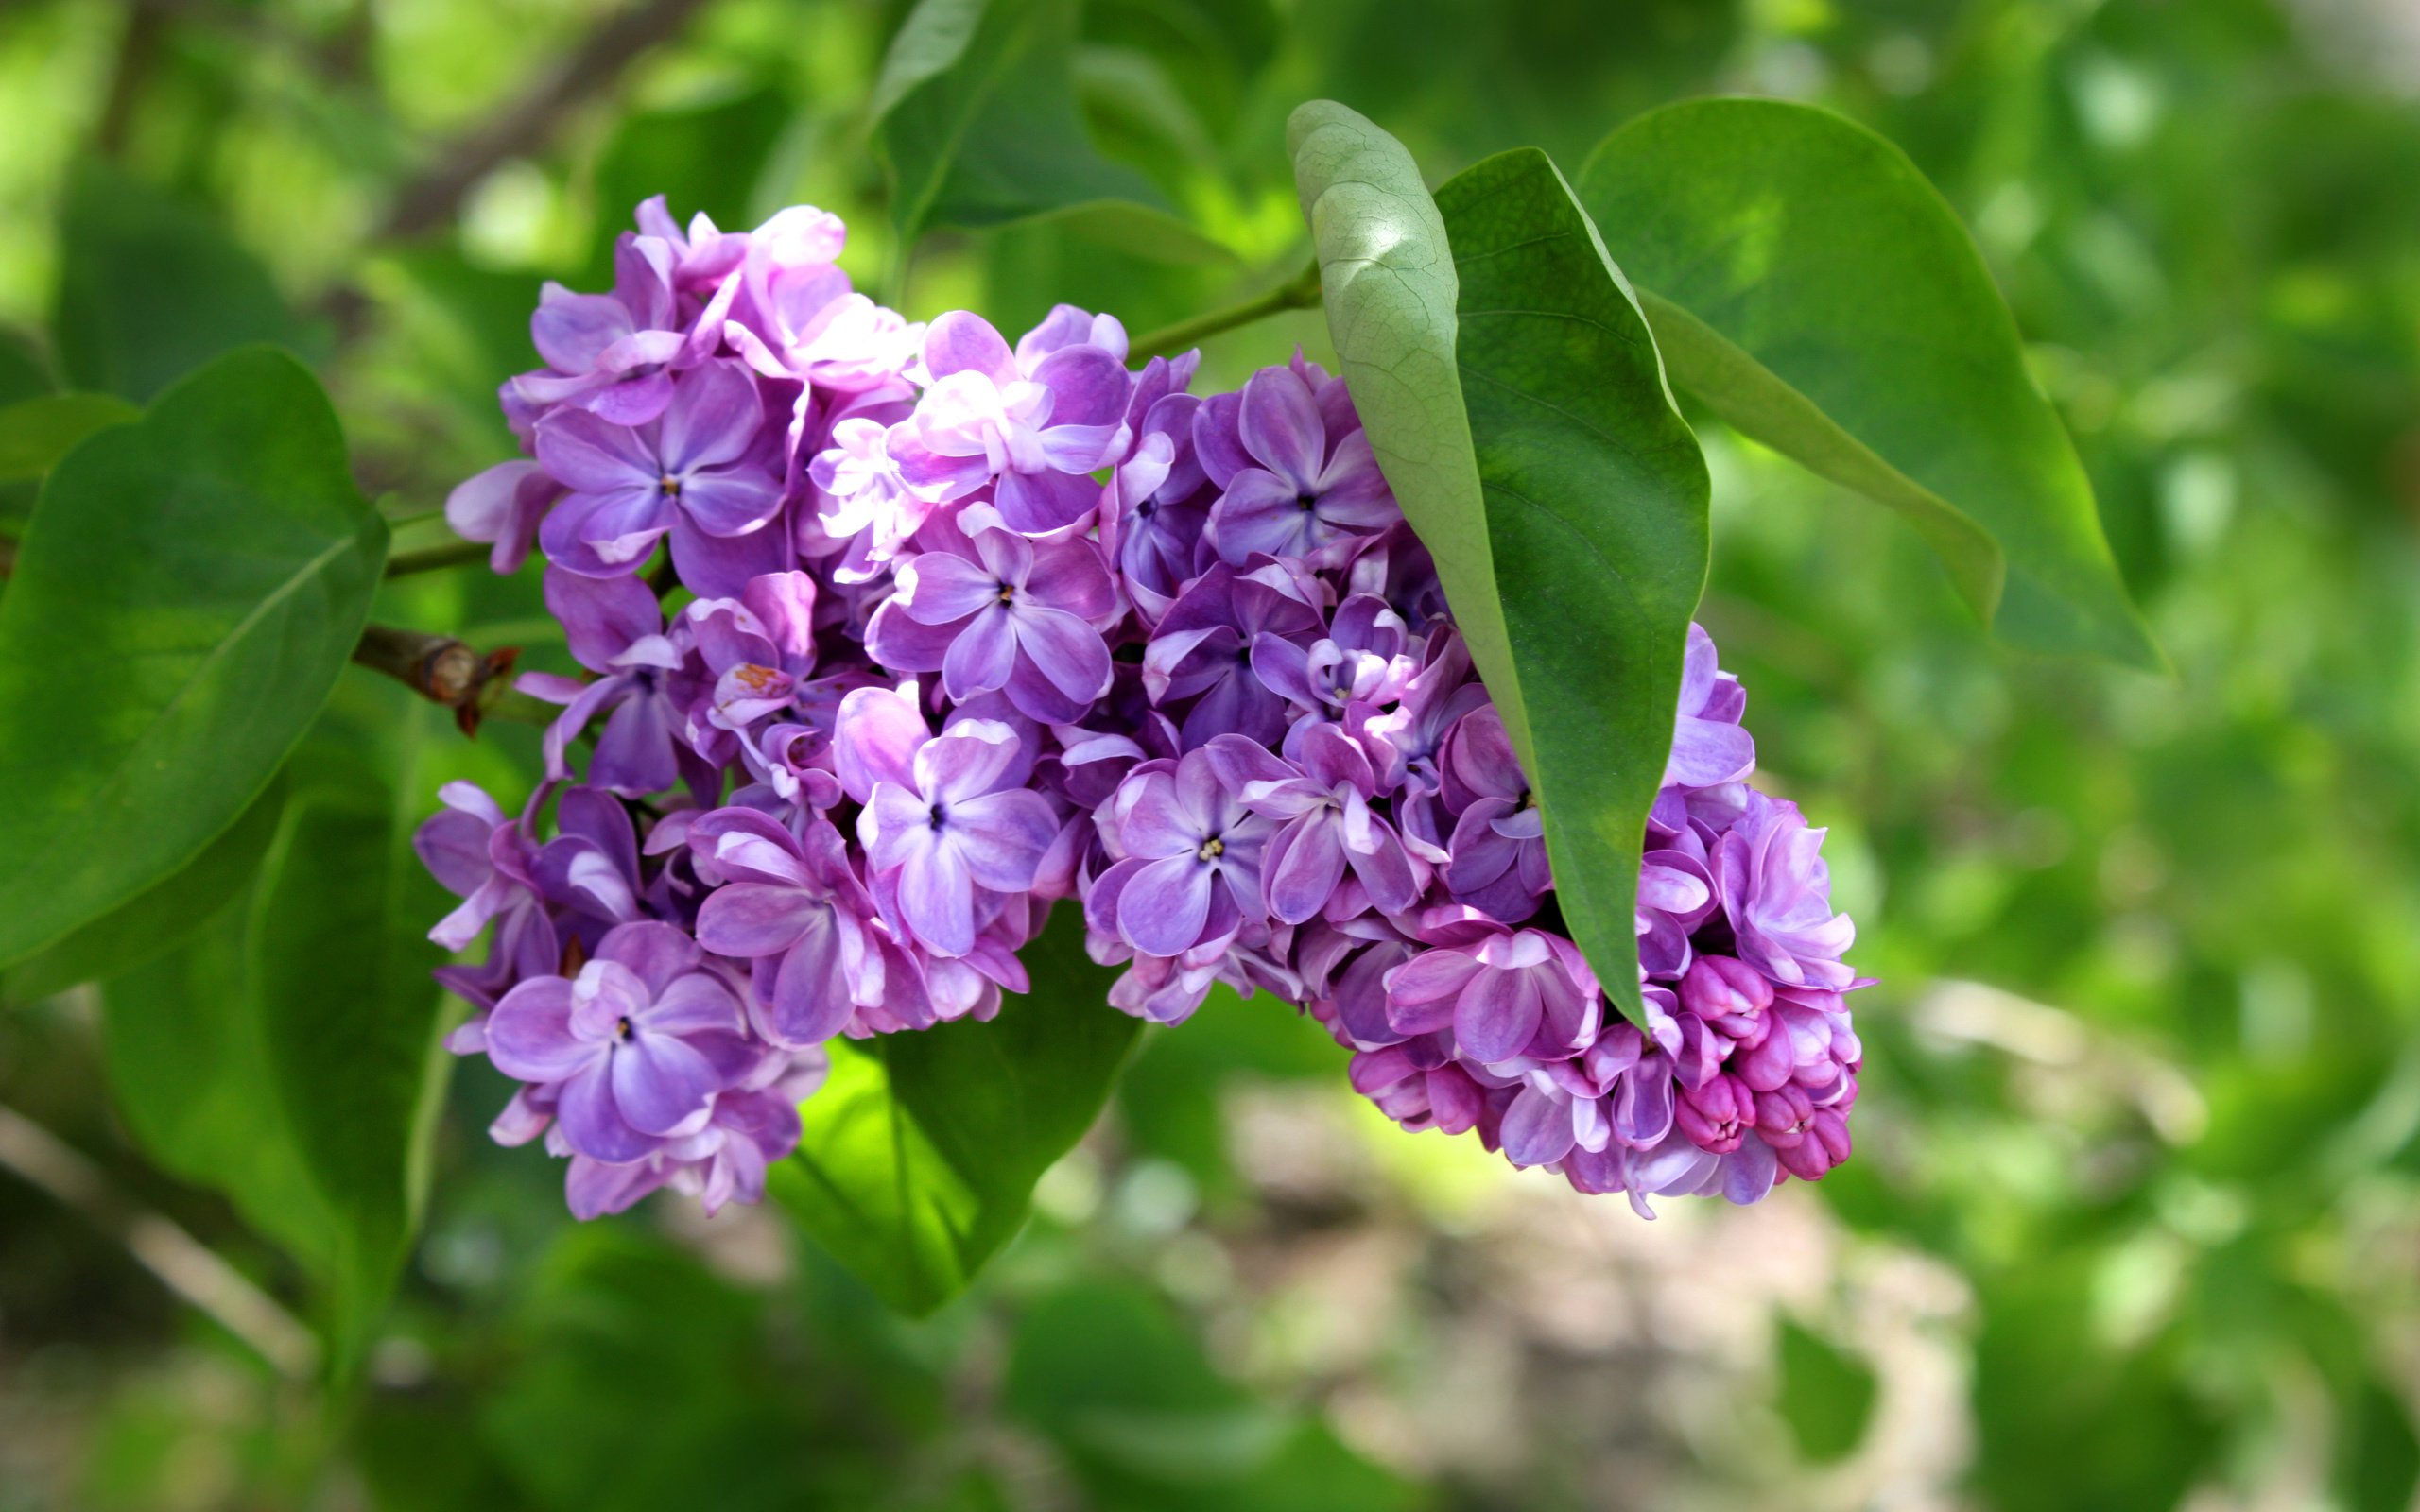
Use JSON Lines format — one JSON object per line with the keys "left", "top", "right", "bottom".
{"left": 419, "top": 196, "right": 1866, "bottom": 1223}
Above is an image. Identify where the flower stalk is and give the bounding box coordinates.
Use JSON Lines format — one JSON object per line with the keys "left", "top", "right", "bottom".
{"left": 1130, "top": 262, "right": 1323, "bottom": 359}
{"left": 350, "top": 622, "right": 540, "bottom": 733}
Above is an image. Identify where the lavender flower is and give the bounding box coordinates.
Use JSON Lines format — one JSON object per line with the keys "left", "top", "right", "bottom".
{"left": 424, "top": 199, "right": 1868, "bottom": 1225}
{"left": 485, "top": 921, "right": 759, "bottom": 1164}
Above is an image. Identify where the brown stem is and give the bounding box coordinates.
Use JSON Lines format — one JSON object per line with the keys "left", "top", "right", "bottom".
{"left": 352, "top": 622, "right": 535, "bottom": 734}
{"left": 376, "top": 0, "right": 713, "bottom": 241}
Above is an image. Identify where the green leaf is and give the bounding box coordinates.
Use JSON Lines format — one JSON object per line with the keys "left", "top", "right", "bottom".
{"left": 99, "top": 871, "right": 342, "bottom": 1283}
{"left": 4, "top": 777, "right": 285, "bottom": 1005}
{"left": 0, "top": 347, "right": 387, "bottom": 967}
{"left": 0, "top": 392, "right": 140, "bottom": 482}
{"left": 874, "top": 0, "right": 1170, "bottom": 249}
{"left": 1578, "top": 99, "right": 2159, "bottom": 668}
{"left": 247, "top": 766, "right": 453, "bottom": 1372}
{"left": 1431, "top": 147, "right": 1709, "bottom": 1021}
{"left": 2334, "top": 1371, "right": 2420, "bottom": 1512}
{"left": 1775, "top": 1317, "right": 1876, "bottom": 1464}
{"left": 53, "top": 161, "right": 314, "bottom": 403}
{"left": 770, "top": 906, "right": 1143, "bottom": 1314}
{"left": 1285, "top": 100, "right": 1531, "bottom": 775}
{"left": 1006, "top": 1281, "right": 1417, "bottom": 1511}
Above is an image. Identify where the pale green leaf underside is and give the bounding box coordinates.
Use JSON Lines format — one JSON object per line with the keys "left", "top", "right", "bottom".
{"left": 1285, "top": 98, "right": 1534, "bottom": 776}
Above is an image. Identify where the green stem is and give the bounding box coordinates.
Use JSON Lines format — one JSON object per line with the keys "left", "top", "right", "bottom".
{"left": 1131, "top": 263, "right": 1323, "bottom": 359}
{"left": 381, "top": 503, "right": 449, "bottom": 530}
{"left": 384, "top": 538, "right": 491, "bottom": 576}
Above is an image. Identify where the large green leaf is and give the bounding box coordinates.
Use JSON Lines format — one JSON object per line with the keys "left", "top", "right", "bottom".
{"left": 873, "top": 0, "right": 1171, "bottom": 250}
{"left": 53, "top": 161, "right": 313, "bottom": 403}
{"left": 770, "top": 906, "right": 1143, "bottom": 1314}
{"left": 1432, "top": 148, "right": 1709, "bottom": 1021}
{"left": 0, "top": 347, "right": 387, "bottom": 966}
{"left": 1578, "top": 99, "right": 2158, "bottom": 668}
{"left": 247, "top": 765, "right": 453, "bottom": 1372}
{"left": 4, "top": 777, "right": 285, "bottom": 1006}
{"left": 1285, "top": 100, "right": 1531, "bottom": 771}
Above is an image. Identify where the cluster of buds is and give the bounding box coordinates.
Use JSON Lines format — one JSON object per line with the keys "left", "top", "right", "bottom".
{"left": 423, "top": 197, "right": 1867, "bottom": 1221}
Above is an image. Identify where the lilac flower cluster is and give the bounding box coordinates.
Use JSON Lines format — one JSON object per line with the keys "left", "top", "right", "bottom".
{"left": 424, "top": 197, "right": 1867, "bottom": 1222}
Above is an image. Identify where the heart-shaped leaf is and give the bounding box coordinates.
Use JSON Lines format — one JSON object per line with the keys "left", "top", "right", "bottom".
{"left": 1579, "top": 99, "right": 2157, "bottom": 669}
{"left": 0, "top": 347, "right": 387, "bottom": 966}
{"left": 770, "top": 906, "right": 1142, "bottom": 1314}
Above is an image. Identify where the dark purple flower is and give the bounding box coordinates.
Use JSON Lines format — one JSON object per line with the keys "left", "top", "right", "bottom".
{"left": 1203, "top": 365, "right": 1394, "bottom": 565}
{"left": 1715, "top": 791, "right": 1856, "bottom": 989}
{"left": 866, "top": 522, "right": 1116, "bottom": 723}
{"left": 1101, "top": 389, "right": 1210, "bottom": 623}
{"left": 1251, "top": 593, "right": 1412, "bottom": 717}
{"left": 509, "top": 233, "right": 717, "bottom": 428}
{"left": 1085, "top": 747, "right": 1273, "bottom": 958}
{"left": 443, "top": 460, "right": 558, "bottom": 576}
{"left": 887, "top": 312, "right": 1132, "bottom": 535}
{"left": 1666, "top": 623, "right": 1754, "bottom": 786}
{"left": 839, "top": 688, "right": 1058, "bottom": 957}
{"left": 1381, "top": 924, "right": 1599, "bottom": 1065}
{"left": 484, "top": 921, "right": 756, "bottom": 1164}
{"left": 416, "top": 782, "right": 560, "bottom": 1024}
{"left": 684, "top": 570, "right": 819, "bottom": 734}
{"left": 689, "top": 809, "right": 877, "bottom": 1045}
{"left": 518, "top": 570, "right": 708, "bottom": 797}
{"left": 1209, "top": 724, "right": 1424, "bottom": 923}
{"left": 537, "top": 361, "right": 782, "bottom": 578}
{"left": 1143, "top": 562, "right": 1325, "bottom": 748}
{"left": 1354, "top": 629, "right": 1488, "bottom": 796}
{"left": 1437, "top": 706, "right": 1552, "bottom": 921}
{"left": 563, "top": 1050, "right": 824, "bottom": 1219}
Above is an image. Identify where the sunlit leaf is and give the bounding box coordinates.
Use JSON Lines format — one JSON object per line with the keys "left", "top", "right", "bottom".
{"left": 1580, "top": 99, "right": 2157, "bottom": 668}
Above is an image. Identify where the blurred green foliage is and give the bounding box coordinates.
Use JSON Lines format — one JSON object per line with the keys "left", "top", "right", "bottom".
{"left": 2, "top": 0, "right": 2418, "bottom": 1508}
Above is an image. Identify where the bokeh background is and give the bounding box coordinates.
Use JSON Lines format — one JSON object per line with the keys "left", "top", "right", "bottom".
{"left": 5, "top": 0, "right": 2420, "bottom": 1506}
